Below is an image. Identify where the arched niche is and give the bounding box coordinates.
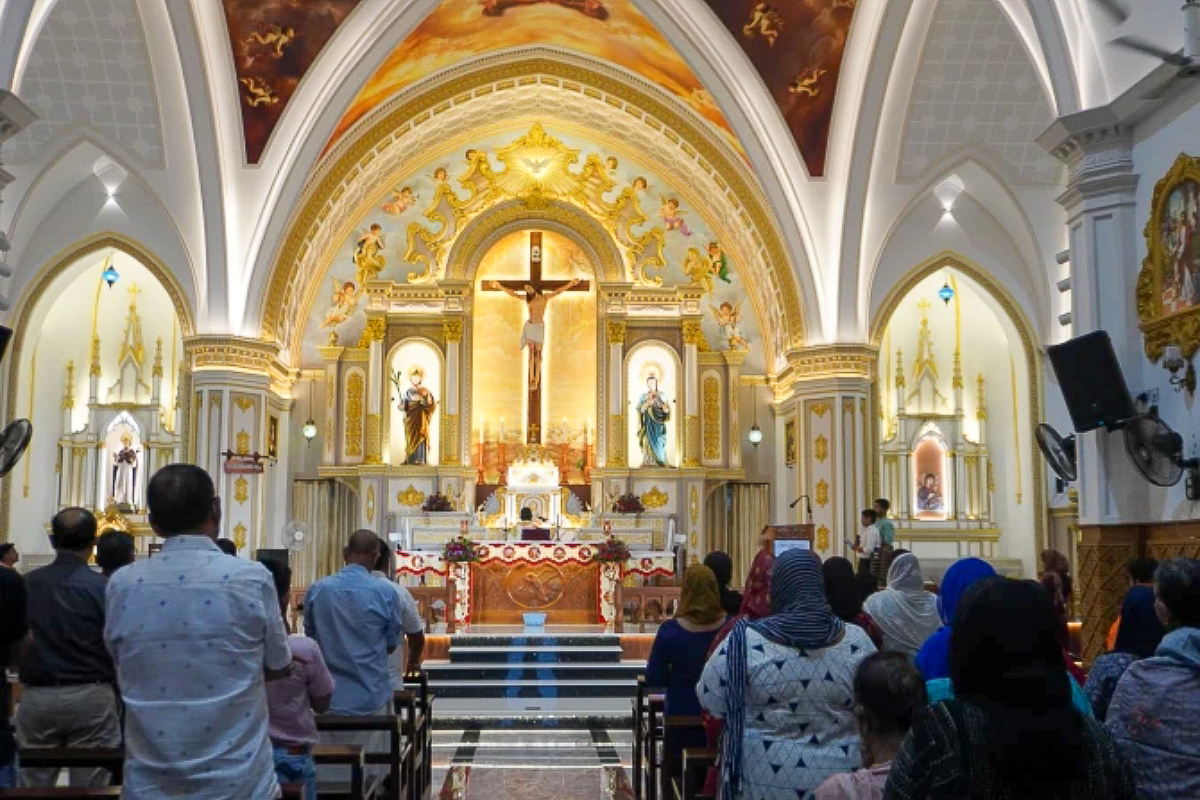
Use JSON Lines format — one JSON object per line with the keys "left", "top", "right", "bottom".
{"left": 872, "top": 255, "right": 1043, "bottom": 572}
{"left": 3, "top": 237, "right": 190, "bottom": 553}
{"left": 625, "top": 341, "right": 681, "bottom": 469}
{"left": 386, "top": 338, "right": 443, "bottom": 467}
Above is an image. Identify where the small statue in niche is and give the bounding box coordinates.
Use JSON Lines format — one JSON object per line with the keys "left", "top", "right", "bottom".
{"left": 112, "top": 434, "right": 138, "bottom": 507}
{"left": 393, "top": 366, "right": 437, "bottom": 465}
{"left": 636, "top": 375, "right": 671, "bottom": 467}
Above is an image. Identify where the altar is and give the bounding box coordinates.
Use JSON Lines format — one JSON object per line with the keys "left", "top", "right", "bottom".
{"left": 395, "top": 541, "right": 674, "bottom": 627}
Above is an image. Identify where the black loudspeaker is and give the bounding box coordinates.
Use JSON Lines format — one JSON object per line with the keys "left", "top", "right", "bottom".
{"left": 256, "top": 548, "right": 289, "bottom": 565}
{"left": 1046, "top": 330, "right": 1136, "bottom": 433}
{"left": 0, "top": 326, "right": 32, "bottom": 479}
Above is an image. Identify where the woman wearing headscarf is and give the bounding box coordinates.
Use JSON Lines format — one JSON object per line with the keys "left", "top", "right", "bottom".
{"left": 1084, "top": 586, "right": 1165, "bottom": 721}
{"left": 864, "top": 553, "right": 941, "bottom": 657}
{"left": 698, "top": 549, "right": 876, "bottom": 799}
{"left": 704, "top": 550, "right": 745, "bottom": 616}
{"left": 914, "top": 557, "right": 996, "bottom": 681}
{"left": 702, "top": 548, "right": 774, "bottom": 796}
{"left": 884, "top": 579, "right": 1134, "bottom": 799}
{"left": 824, "top": 556, "right": 884, "bottom": 649}
{"left": 646, "top": 565, "right": 728, "bottom": 717}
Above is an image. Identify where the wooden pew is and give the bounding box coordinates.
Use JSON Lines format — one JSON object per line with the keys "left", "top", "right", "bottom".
{"left": 315, "top": 714, "right": 410, "bottom": 800}
{"left": 674, "top": 747, "right": 717, "bottom": 800}
{"left": 15, "top": 748, "right": 124, "bottom": 786}
{"left": 395, "top": 672, "right": 433, "bottom": 798}
{"left": 313, "top": 744, "right": 366, "bottom": 799}
{"left": 660, "top": 717, "right": 705, "bottom": 800}
{"left": 0, "top": 783, "right": 306, "bottom": 799}
{"left": 11, "top": 748, "right": 310, "bottom": 799}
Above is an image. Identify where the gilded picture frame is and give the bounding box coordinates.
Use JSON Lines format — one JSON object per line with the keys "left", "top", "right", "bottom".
{"left": 1136, "top": 153, "right": 1200, "bottom": 360}
{"left": 784, "top": 418, "right": 797, "bottom": 466}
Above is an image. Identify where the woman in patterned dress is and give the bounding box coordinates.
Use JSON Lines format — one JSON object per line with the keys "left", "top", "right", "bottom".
{"left": 698, "top": 548, "right": 876, "bottom": 799}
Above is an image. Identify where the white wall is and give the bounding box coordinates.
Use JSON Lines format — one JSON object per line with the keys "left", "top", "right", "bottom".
{"left": 1121, "top": 87, "right": 1200, "bottom": 521}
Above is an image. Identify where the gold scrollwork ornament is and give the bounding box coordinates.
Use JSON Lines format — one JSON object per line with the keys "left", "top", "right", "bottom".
{"left": 397, "top": 485, "right": 426, "bottom": 507}
{"left": 640, "top": 486, "right": 669, "bottom": 509}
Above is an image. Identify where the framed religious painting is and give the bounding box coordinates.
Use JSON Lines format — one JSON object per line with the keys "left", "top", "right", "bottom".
{"left": 1137, "top": 153, "right": 1200, "bottom": 360}
{"left": 266, "top": 415, "right": 279, "bottom": 459}
{"left": 784, "top": 418, "right": 797, "bottom": 466}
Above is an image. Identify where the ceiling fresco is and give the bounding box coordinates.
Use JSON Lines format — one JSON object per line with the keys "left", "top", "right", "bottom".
{"left": 701, "top": 0, "right": 857, "bottom": 176}
{"left": 302, "top": 123, "right": 761, "bottom": 371}
{"left": 220, "top": 0, "right": 365, "bottom": 163}
{"left": 325, "top": 0, "right": 740, "bottom": 156}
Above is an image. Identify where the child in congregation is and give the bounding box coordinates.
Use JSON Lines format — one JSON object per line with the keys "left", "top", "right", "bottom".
{"left": 814, "top": 652, "right": 927, "bottom": 799}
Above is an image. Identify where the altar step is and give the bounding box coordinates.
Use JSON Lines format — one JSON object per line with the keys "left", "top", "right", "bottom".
{"left": 426, "top": 632, "right": 644, "bottom": 701}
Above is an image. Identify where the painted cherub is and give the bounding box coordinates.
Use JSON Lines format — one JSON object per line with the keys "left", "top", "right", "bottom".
{"left": 322, "top": 279, "right": 361, "bottom": 328}
{"left": 243, "top": 24, "right": 295, "bottom": 63}
{"left": 711, "top": 300, "right": 750, "bottom": 350}
{"left": 352, "top": 223, "right": 386, "bottom": 285}
{"left": 660, "top": 196, "right": 692, "bottom": 236}
{"left": 708, "top": 241, "right": 732, "bottom": 284}
{"left": 382, "top": 187, "right": 416, "bottom": 215}
{"left": 743, "top": 3, "right": 784, "bottom": 47}
{"left": 788, "top": 67, "right": 828, "bottom": 97}
{"left": 239, "top": 77, "right": 278, "bottom": 107}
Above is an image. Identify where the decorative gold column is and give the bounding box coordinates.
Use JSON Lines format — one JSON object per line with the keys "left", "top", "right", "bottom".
{"left": 360, "top": 317, "right": 386, "bottom": 465}
{"left": 774, "top": 345, "right": 876, "bottom": 557}
{"left": 183, "top": 336, "right": 297, "bottom": 554}
{"left": 682, "top": 319, "right": 707, "bottom": 468}
{"left": 606, "top": 319, "right": 627, "bottom": 467}
{"left": 442, "top": 318, "right": 462, "bottom": 466}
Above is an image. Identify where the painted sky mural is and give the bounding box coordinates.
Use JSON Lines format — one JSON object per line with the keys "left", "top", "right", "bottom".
{"left": 701, "top": 0, "right": 857, "bottom": 176}
{"left": 220, "top": 0, "right": 364, "bottom": 162}
{"left": 326, "top": 0, "right": 740, "bottom": 156}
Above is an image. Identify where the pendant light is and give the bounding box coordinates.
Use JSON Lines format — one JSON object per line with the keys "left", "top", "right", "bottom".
{"left": 302, "top": 379, "right": 318, "bottom": 442}
{"left": 748, "top": 389, "right": 763, "bottom": 446}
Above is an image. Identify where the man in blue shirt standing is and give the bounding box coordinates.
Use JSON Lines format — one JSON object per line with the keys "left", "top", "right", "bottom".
{"left": 305, "top": 530, "right": 403, "bottom": 715}
{"left": 106, "top": 464, "right": 292, "bottom": 799}
{"left": 305, "top": 530, "right": 405, "bottom": 786}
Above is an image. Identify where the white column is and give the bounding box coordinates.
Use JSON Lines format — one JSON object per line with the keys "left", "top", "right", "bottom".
{"left": 1042, "top": 118, "right": 1144, "bottom": 524}
{"left": 443, "top": 318, "right": 462, "bottom": 465}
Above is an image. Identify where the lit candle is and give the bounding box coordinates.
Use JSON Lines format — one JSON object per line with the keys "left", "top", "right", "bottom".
{"left": 480, "top": 418, "right": 485, "bottom": 446}
{"left": 500, "top": 417, "right": 505, "bottom": 439}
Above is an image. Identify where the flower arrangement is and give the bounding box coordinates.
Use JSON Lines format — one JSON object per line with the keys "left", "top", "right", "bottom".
{"left": 593, "top": 536, "right": 632, "bottom": 563}
{"left": 612, "top": 492, "right": 645, "bottom": 514}
{"left": 423, "top": 492, "right": 454, "bottom": 512}
{"left": 442, "top": 536, "right": 479, "bottom": 563}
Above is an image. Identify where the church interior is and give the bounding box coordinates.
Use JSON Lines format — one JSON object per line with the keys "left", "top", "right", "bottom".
{"left": 1, "top": 0, "right": 1200, "bottom": 797}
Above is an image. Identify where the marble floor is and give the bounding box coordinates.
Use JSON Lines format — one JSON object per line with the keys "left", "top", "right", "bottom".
{"left": 432, "top": 725, "right": 635, "bottom": 799}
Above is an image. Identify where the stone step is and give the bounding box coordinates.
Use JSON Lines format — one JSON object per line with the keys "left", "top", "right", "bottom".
{"left": 449, "top": 644, "right": 625, "bottom": 663}
{"left": 433, "top": 713, "right": 632, "bottom": 731}
{"left": 427, "top": 662, "right": 643, "bottom": 682}
{"left": 429, "top": 677, "right": 639, "bottom": 698}
{"left": 446, "top": 634, "right": 620, "bottom": 648}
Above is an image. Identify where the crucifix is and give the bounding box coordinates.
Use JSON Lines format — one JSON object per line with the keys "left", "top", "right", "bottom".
{"left": 485, "top": 231, "right": 590, "bottom": 443}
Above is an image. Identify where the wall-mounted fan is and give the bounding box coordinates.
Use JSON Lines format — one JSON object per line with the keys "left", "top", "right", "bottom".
{"left": 0, "top": 327, "right": 32, "bottom": 478}
{"left": 283, "top": 520, "right": 313, "bottom": 553}
{"left": 1123, "top": 411, "right": 1200, "bottom": 492}
{"left": 1093, "top": 0, "right": 1200, "bottom": 80}
{"left": 1036, "top": 423, "right": 1077, "bottom": 484}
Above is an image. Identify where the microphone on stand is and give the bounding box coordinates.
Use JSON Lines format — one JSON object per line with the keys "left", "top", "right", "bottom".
{"left": 789, "top": 494, "right": 814, "bottom": 523}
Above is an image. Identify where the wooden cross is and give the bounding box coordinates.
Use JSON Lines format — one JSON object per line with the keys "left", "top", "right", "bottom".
{"left": 483, "top": 232, "right": 590, "bottom": 444}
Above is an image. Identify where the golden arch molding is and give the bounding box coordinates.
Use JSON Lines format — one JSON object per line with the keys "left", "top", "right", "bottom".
{"left": 260, "top": 54, "right": 807, "bottom": 366}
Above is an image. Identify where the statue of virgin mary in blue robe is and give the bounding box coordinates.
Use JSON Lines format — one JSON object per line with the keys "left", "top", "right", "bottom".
{"left": 637, "top": 376, "right": 671, "bottom": 467}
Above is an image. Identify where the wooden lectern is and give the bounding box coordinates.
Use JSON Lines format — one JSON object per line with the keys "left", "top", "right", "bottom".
{"left": 761, "top": 524, "right": 815, "bottom": 557}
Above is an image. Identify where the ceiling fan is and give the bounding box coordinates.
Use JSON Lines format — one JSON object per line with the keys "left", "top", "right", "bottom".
{"left": 1096, "top": 0, "right": 1200, "bottom": 79}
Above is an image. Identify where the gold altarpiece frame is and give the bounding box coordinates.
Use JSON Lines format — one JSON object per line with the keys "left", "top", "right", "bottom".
{"left": 1137, "top": 153, "right": 1200, "bottom": 361}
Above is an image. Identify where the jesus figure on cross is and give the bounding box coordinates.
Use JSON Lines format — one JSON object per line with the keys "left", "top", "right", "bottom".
{"left": 486, "top": 232, "right": 589, "bottom": 394}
